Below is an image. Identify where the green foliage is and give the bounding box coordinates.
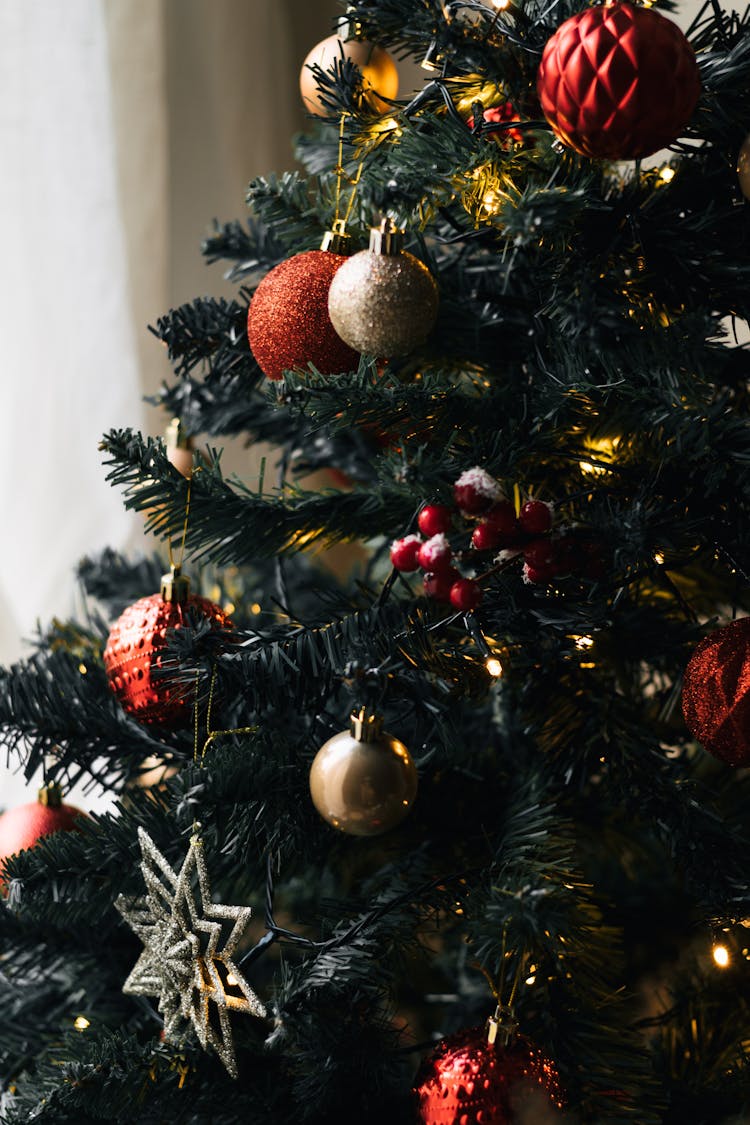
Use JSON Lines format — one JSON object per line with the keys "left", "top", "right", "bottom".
{"left": 4, "top": 0, "right": 750, "bottom": 1120}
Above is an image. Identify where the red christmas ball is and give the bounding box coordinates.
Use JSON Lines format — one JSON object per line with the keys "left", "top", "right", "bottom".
{"left": 424, "top": 568, "right": 460, "bottom": 602}
{"left": 454, "top": 468, "right": 503, "bottom": 515}
{"left": 537, "top": 2, "right": 701, "bottom": 160}
{"left": 103, "top": 592, "right": 231, "bottom": 728}
{"left": 390, "top": 534, "right": 423, "bottom": 572}
{"left": 418, "top": 535, "right": 454, "bottom": 574}
{"left": 519, "top": 500, "right": 553, "bottom": 536}
{"left": 247, "top": 250, "right": 359, "bottom": 381}
{"left": 414, "top": 1026, "right": 564, "bottom": 1124}
{"left": 682, "top": 617, "right": 750, "bottom": 766}
{"left": 0, "top": 793, "right": 86, "bottom": 886}
{"left": 418, "top": 504, "right": 453, "bottom": 538}
{"left": 450, "top": 578, "right": 482, "bottom": 612}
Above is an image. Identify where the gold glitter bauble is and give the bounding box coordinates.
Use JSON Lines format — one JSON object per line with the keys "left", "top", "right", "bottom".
{"left": 738, "top": 135, "right": 750, "bottom": 200}
{"left": 328, "top": 249, "right": 439, "bottom": 357}
{"left": 300, "top": 34, "right": 398, "bottom": 117}
{"left": 309, "top": 712, "right": 417, "bottom": 836}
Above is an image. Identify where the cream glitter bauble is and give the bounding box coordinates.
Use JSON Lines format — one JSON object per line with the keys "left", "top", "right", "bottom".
{"left": 328, "top": 222, "right": 439, "bottom": 356}
{"left": 300, "top": 34, "right": 398, "bottom": 117}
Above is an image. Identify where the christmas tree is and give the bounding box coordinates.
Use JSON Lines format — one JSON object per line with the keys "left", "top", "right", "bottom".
{"left": 3, "top": 1, "right": 750, "bottom": 1121}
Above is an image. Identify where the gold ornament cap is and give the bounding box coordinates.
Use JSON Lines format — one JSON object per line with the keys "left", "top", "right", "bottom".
{"left": 165, "top": 417, "right": 191, "bottom": 450}
{"left": 320, "top": 218, "right": 351, "bottom": 254}
{"left": 349, "top": 706, "right": 385, "bottom": 741}
{"left": 38, "top": 781, "right": 63, "bottom": 808}
{"left": 369, "top": 217, "right": 404, "bottom": 256}
{"left": 161, "top": 564, "right": 190, "bottom": 605}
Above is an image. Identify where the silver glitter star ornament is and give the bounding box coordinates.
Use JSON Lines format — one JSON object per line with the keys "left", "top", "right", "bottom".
{"left": 115, "top": 827, "right": 266, "bottom": 1078}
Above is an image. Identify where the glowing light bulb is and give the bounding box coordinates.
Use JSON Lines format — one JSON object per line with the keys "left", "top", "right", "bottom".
{"left": 74, "top": 1016, "right": 90, "bottom": 1031}
{"left": 573, "top": 635, "right": 594, "bottom": 650}
{"left": 658, "top": 166, "right": 676, "bottom": 184}
{"left": 226, "top": 972, "right": 239, "bottom": 987}
{"left": 713, "top": 943, "right": 730, "bottom": 968}
{"left": 251, "top": 602, "right": 262, "bottom": 615}
{"left": 486, "top": 657, "right": 503, "bottom": 678}
{"left": 653, "top": 551, "right": 665, "bottom": 565}
{"left": 492, "top": 0, "right": 511, "bottom": 7}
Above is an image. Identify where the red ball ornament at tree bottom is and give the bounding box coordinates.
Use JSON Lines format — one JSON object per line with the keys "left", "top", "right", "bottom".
{"left": 0, "top": 787, "right": 86, "bottom": 889}
{"left": 537, "top": 1, "right": 700, "bottom": 160}
{"left": 247, "top": 250, "right": 359, "bottom": 381}
{"left": 414, "top": 1026, "right": 564, "bottom": 1124}
{"left": 682, "top": 617, "right": 750, "bottom": 766}
{"left": 103, "top": 574, "right": 232, "bottom": 728}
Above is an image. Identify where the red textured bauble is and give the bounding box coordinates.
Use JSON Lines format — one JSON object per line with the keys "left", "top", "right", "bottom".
{"left": 449, "top": 578, "right": 482, "bottom": 612}
{"left": 390, "top": 534, "right": 423, "bottom": 572}
{"left": 418, "top": 504, "right": 453, "bottom": 538}
{"left": 537, "top": 2, "right": 701, "bottom": 160}
{"left": 247, "top": 250, "right": 359, "bottom": 381}
{"left": 103, "top": 593, "right": 231, "bottom": 728}
{"left": 682, "top": 617, "right": 750, "bottom": 766}
{"left": 414, "top": 1027, "right": 564, "bottom": 1124}
{"left": 0, "top": 797, "right": 85, "bottom": 885}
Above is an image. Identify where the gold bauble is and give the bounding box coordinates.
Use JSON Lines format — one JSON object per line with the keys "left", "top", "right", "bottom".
{"left": 299, "top": 34, "right": 398, "bottom": 117}
{"left": 309, "top": 711, "right": 418, "bottom": 836}
{"left": 328, "top": 242, "right": 439, "bottom": 357}
{"left": 738, "top": 134, "right": 750, "bottom": 200}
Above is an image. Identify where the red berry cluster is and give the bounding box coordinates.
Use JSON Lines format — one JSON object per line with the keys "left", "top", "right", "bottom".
{"left": 390, "top": 468, "right": 605, "bottom": 606}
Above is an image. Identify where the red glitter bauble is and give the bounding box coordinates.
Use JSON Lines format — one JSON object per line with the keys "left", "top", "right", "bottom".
{"left": 0, "top": 797, "right": 85, "bottom": 886}
{"left": 247, "top": 250, "right": 359, "bottom": 381}
{"left": 414, "top": 1027, "right": 563, "bottom": 1125}
{"left": 103, "top": 593, "right": 231, "bottom": 728}
{"left": 537, "top": 2, "right": 701, "bottom": 160}
{"left": 682, "top": 617, "right": 750, "bottom": 766}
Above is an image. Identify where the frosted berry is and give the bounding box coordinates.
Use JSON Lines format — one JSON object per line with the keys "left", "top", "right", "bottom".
{"left": 418, "top": 534, "right": 453, "bottom": 574}
{"left": 523, "top": 560, "right": 558, "bottom": 585}
{"left": 519, "top": 500, "right": 553, "bottom": 535}
{"left": 449, "top": 578, "right": 482, "bottom": 611}
{"left": 453, "top": 468, "right": 502, "bottom": 515}
{"left": 424, "top": 568, "right": 460, "bottom": 602}
{"left": 523, "top": 538, "right": 555, "bottom": 570}
{"left": 485, "top": 501, "right": 519, "bottom": 541}
{"left": 418, "top": 504, "right": 453, "bottom": 538}
{"left": 390, "top": 535, "right": 422, "bottom": 572}
{"left": 472, "top": 521, "right": 502, "bottom": 551}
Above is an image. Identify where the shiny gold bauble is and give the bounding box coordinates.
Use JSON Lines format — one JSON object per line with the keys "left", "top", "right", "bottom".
{"left": 299, "top": 34, "right": 398, "bottom": 117}
{"left": 309, "top": 713, "right": 417, "bottom": 836}
{"left": 328, "top": 249, "right": 439, "bottom": 357}
{"left": 738, "top": 134, "right": 750, "bottom": 200}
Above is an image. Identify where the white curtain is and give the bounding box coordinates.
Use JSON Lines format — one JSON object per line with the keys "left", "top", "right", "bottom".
{"left": 0, "top": 0, "right": 339, "bottom": 809}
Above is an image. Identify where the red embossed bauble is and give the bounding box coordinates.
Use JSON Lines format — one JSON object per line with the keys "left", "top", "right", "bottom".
{"left": 103, "top": 592, "right": 231, "bottom": 728}
{"left": 413, "top": 1027, "right": 563, "bottom": 1124}
{"left": 0, "top": 789, "right": 86, "bottom": 888}
{"left": 247, "top": 250, "right": 359, "bottom": 381}
{"left": 682, "top": 617, "right": 750, "bottom": 766}
{"left": 537, "top": 2, "right": 701, "bottom": 160}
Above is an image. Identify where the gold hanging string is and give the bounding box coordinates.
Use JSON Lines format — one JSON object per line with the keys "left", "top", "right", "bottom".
{"left": 332, "top": 110, "right": 364, "bottom": 231}
{"left": 167, "top": 474, "right": 193, "bottom": 572}
{"left": 198, "top": 665, "right": 257, "bottom": 764}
